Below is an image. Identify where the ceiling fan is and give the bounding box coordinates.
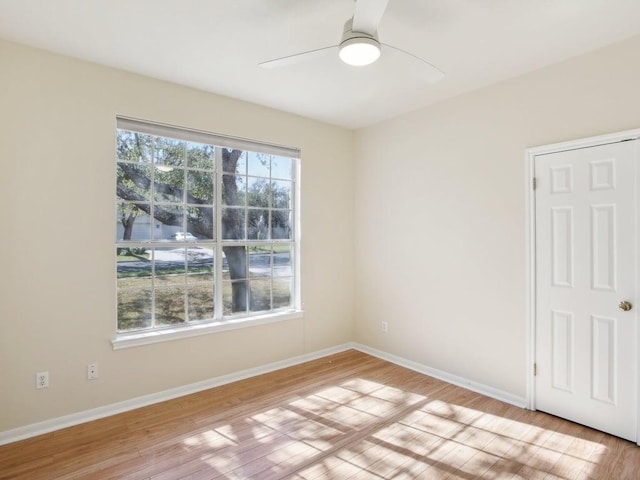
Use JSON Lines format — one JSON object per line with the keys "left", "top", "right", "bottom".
{"left": 259, "top": 0, "right": 444, "bottom": 83}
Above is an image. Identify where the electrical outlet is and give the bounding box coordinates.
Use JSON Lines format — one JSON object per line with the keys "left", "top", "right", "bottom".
{"left": 36, "top": 371, "right": 49, "bottom": 389}
{"left": 87, "top": 363, "right": 98, "bottom": 380}
{"left": 381, "top": 321, "right": 388, "bottom": 333}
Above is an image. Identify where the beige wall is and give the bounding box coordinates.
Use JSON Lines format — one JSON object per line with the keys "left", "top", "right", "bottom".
{"left": 4, "top": 31, "right": 640, "bottom": 434}
{"left": 0, "top": 39, "right": 354, "bottom": 431}
{"left": 354, "top": 34, "right": 640, "bottom": 398}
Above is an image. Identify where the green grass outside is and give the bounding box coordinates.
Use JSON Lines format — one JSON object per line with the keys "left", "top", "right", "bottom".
{"left": 117, "top": 275, "right": 292, "bottom": 332}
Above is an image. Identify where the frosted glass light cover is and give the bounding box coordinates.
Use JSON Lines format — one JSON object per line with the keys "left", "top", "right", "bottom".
{"left": 338, "top": 38, "right": 380, "bottom": 66}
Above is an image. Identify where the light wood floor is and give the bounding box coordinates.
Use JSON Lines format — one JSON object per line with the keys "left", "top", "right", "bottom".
{"left": 1, "top": 350, "right": 639, "bottom": 479}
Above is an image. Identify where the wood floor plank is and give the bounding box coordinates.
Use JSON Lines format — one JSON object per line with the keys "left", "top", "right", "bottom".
{"left": 1, "top": 349, "right": 639, "bottom": 479}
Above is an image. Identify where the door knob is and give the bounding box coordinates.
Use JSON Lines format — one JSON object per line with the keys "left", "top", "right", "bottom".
{"left": 619, "top": 301, "right": 632, "bottom": 312}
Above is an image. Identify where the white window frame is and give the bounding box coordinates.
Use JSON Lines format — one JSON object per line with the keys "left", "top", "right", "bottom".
{"left": 112, "top": 117, "right": 302, "bottom": 350}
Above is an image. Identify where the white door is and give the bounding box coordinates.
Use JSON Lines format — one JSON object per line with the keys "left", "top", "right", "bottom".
{"left": 534, "top": 139, "right": 638, "bottom": 442}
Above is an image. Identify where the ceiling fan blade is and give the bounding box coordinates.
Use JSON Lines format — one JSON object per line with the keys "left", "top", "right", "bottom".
{"left": 352, "top": 0, "right": 389, "bottom": 35}
{"left": 382, "top": 43, "right": 445, "bottom": 84}
{"left": 259, "top": 46, "right": 338, "bottom": 69}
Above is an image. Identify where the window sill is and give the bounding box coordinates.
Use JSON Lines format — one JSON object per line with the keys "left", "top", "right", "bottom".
{"left": 111, "top": 310, "right": 304, "bottom": 350}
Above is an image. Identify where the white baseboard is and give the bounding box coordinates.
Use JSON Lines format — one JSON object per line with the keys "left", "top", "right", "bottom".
{"left": 352, "top": 343, "right": 527, "bottom": 408}
{"left": 0, "top": 343, "right": 354, "bottom": 446}
{"left": 0, "top": 341, "right": 526, "bottom": 446}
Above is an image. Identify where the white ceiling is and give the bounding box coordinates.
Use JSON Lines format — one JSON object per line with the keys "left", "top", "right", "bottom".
{"left": 1, "top": 0, "right": 640, "bottom": 129}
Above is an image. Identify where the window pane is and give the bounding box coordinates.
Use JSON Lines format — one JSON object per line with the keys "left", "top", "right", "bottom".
{"left": 155, "top": 137, "right": 185, "bottom": 169}
{"left": 187, "top": 247, "right": 214, "bottom": 282}
{"left": 271, "top": 210, "right": 291, "bottom": 239}
{"left": 247, "top": 177, "right": 269, "bottom": 208}
{"left": 187, "top": 142, "right": 214, "bottom": 170}
{"left": 117, "top": 163, "right": 153, "bottom": 201}
{"left": 273, "top": 245, "right": 292, "bottom": 277}
{"left": 223, "top": 280, "right": 248, "bottom": 316}
{"left": 223, "top": 244, "right": 248, "bottom": 315}
{"left": 222, "top": 174, "right": 245, "bottom": 206}
{"left": 154, "top": 247, "right": 186, "bottom": 284}
{"left": 187, "top": 170, "right": 214, "bottom": 204}
{"left": 187, "top": 284, "right": 214, "bottom": 321}
{"left": 222, "top": 281, "right": 231, "bottom": 314}
{"left": 271, "top": 156, "right": 293, "bottom": 180}
{"left": 117, "top": 288, "right": 152, "bottom": 331}
{"left": 155, "top": 205, "right": 185, "bottom": 240}
{"left": 250, "top": 279, "right": 271, "bottom": 312}
{"left": 222, "top": 208, "right": 246, "bottom": 240}
{"left": 154, "top": 168, "right": 185, "bottom": 203}
{"left": 249, "top": 246, "right": 271, "bottom": 278}
{"left": 155, "top": 285, "right": 186, "bottom": 325}
{"left": 222, "top": 245, "right": 247, "bottom": 279}
{"left": 116, "top": 204, "right": 153, "bottom": 242}
{"left": 223, "top": 149, "right": 246, "bottom": 174}
{"left": 187, "top": 247, "right": 215, "bottom": 321}
{"left": 247, "top": 151, "right": 270, "bottom": 177}
{"left": 273, "top": 277, "right": 293, "bottom": 309}
{"left": 248, "top": 209, "right": 269, "bottom": 240}
{"left": 186, "top": 206, "right": 214, "bottom": 240}
{"left": 117, "top": 130, "right": 153, "bottom": 163}
{"left": 271, "top": 180, "right": 291, "bottom": 209}
{"left": 117, "top": 247, "right": 152, "bottom": 281}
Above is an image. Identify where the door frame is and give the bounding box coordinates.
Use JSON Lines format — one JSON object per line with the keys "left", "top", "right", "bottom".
{"left": 525, "top": 127, "right": 640, "bottom": 444}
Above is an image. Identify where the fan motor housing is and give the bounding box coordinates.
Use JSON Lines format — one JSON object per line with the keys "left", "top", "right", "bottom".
{"left": 340, "top": 18, "right": 380, "bottom": 46}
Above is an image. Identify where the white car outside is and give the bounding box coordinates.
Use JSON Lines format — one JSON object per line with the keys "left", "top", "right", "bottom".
{"left": 172, "top": 232, "right": 198, "bottom": 242}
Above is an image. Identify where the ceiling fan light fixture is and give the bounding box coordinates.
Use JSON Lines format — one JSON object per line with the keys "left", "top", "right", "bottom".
{"left": 338, "top": 37, "right": 381, "bottom": 66}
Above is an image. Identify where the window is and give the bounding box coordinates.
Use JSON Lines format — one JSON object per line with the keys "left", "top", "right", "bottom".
{"left": 115, "top": 118, "right": 300, "bottom": 345}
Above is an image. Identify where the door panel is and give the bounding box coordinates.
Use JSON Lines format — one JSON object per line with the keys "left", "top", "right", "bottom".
{"left": 535, "top": 140, "right": 637, "bottom": 442}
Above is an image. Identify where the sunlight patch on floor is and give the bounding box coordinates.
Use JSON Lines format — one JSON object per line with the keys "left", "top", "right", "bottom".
{"left": 180, "top": 375, "right": 605, "bottom": 479}
{"left": 182, "top": 429, "right": 235, "bottom": 449}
